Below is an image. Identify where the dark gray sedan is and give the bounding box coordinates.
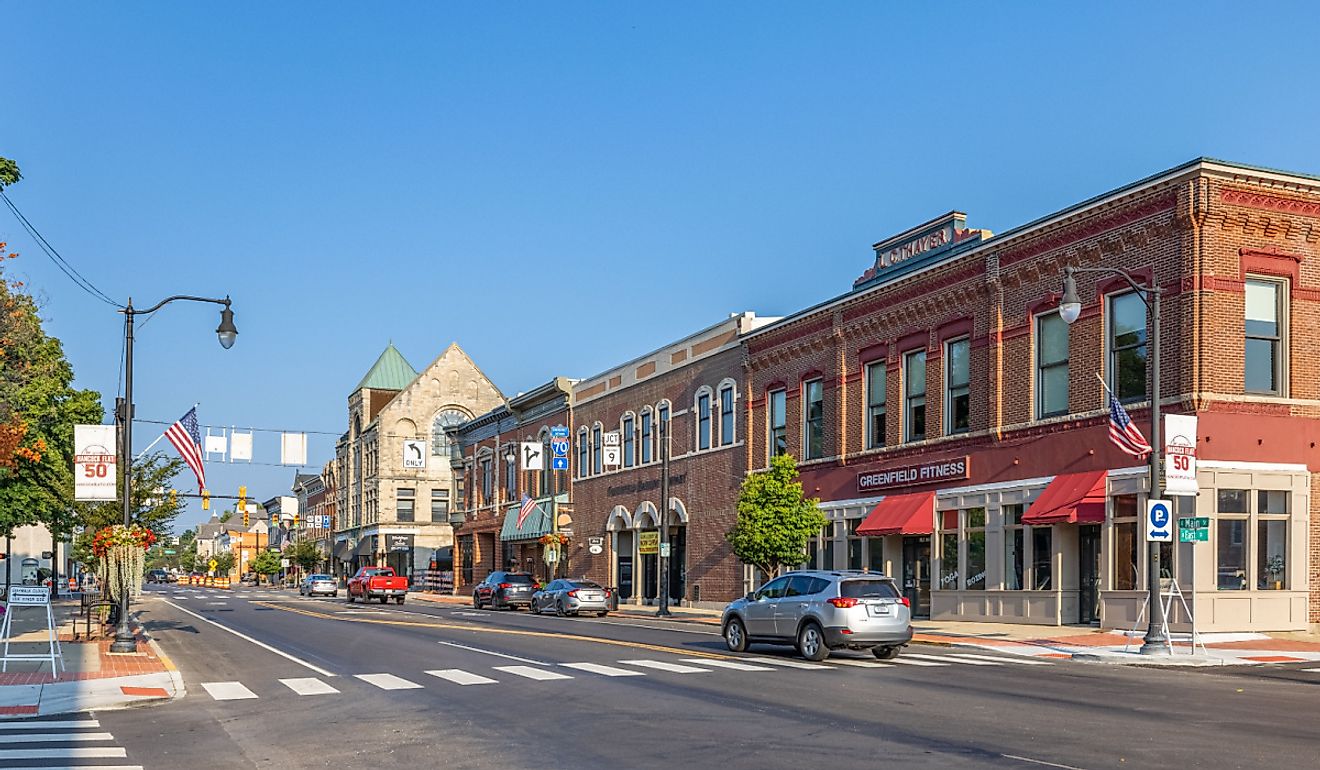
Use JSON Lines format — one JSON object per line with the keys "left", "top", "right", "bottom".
{"left": 531, "top": 579, "right": 610, "bottom": 617}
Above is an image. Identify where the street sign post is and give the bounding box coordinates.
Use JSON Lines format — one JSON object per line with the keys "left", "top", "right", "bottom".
{"left": 1145, "top": 499, "right": 1173, "bottom": 542}
{"left": 1178, "top": 517, "right": 1209, "bottom": 542}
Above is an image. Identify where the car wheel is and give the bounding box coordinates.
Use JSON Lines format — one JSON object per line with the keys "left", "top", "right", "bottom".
{"left": 473, "top": 593, "right": 482, "bottom": 609}
{"left": 378, "top": 596, "right": 388, "bottom": 604}
{"left": 796, "top": 621, "right": 829, "bottom": 661}
{"left": 724, "top": 617, "right": 748, "bottom": 652}
{"left": 395, "top": 597, "right": 404, "bottom": 605}
{"left": 596, "top": 611, "right": 608, "bottom": 618}
{"left": 555, "top": 600, "right": 566, "bottom": 617}
{"left": 872, "top": 646, "right": 900, "bottom": 660}
{"left": 531, "top": 600, "right": 541, "bottom": 615}
{"left": 347, "top": 592, "right": 355, "bottom": 603}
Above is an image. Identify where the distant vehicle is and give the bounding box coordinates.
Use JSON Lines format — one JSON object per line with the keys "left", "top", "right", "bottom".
{"left": 146, "top": 569, "right": 171, "bottom": 585}
{"left": 721, "top": 571, "right": 913, "bottom": 662}
{"left": 240, "top": 573, "right": 258, "bottom": 586}
{"left": 472, "top": 571, "right": 537, "bottom": 610}
{"left": 347, "top": 566, "right": 408, "bottom": 604}
{"left": 299, "top": 573, "right": 337, "bottom": 597}
{"left": 531, "top": 579, "right": 610, "bottom": 617}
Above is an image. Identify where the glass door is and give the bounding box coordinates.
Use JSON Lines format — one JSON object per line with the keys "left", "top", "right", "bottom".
{"left": 1079, "top": 524, "right": 1101, "bottom": 625}
{"left": 902, "top": 536, "right": 931, "bottom": 619}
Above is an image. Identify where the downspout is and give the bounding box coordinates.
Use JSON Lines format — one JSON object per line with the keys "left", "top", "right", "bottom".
{"left": 1187, "top": 178, "right": 1207, "bottom": 412}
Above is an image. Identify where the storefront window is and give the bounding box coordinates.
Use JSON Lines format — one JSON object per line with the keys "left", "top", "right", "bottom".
{"left": 964, "top": 508, "right": 985, "bottom": 590}
{"left": 867, "top": 538, "right": 885, "bottom": 572}
{"left": 822, "top": 527, "right": 835, "bottom": 570}
{"left": 1032, "top": 528, "right": 1052, "bottom": 590}
{"left": 938, "top": 510, "right": 958, "bottom": 590}
{"left": 1257, "top": 490, "right": 1288, "bottom": 590}
{"left": 1217, "top": 489, "right": 1248, "bottom": 591}
{"left": 1112, "top": 495, "right": 1139, "bottom": 590}
{"left": 1003, "top": 504, "right": 1023, "bottom": 590}
{"left": 847, "top": 519, "right": 863, "bottom": 570}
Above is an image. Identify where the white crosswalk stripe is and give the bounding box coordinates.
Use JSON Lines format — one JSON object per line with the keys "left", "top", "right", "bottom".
{"left": 427, "top": 669, "right": 500, "bottom": 685}
{"left": 829, "top": 658, "right": 892, "bottom": 668}
{"left": 355, "top": 673, "right": 424, "bottom": 690}
{"left": 562, "top": 662, "right": 646, "bottom": 677}
{"left": 201, "top": 681, "right": 259, "bottom": 700}
{"left": 885, "top": 657, "right": 948, "bottom": 667}
{"left": 1302, "top": 667, "right": 1320, "bottom": 673}
{"left": 681, "top": 658, "right": 774, "bottom": 671}
{"left": 494, "top": 665, "right": 574, "bottom": 681}
{"left": 0, "top": 714, "right": 139, "bottom": 767}
{"left": 619, "top": 659, "right": 711, "bottom": 674}
{"left": 747, "top": 657, "right": 834, "bottom": 670}
{"left": 948, "top": 653, "right": 1054, "bottom": 666}
{"left": 1, "top": 731, "right": 115, "bottom": 744}
{"left": 0, "top": 747, "right": 129, "bottom": 760}
{"left": 905, "top": 652, "right": 998, "bottom": 666}
{"left": 0, "top": 719, "right": 100, "bottom": 730}
{"left": 280, "top": 677, "right": 341, "bottom": 695}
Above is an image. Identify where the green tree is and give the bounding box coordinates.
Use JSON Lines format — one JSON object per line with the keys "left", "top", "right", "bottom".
{"left": 249, "top": 549, "right": 281, "bottom": 580}
{"left": 726, "top": 453, "right": 826, "bottom": 579}
{"left": 287, "top": 538, "right": 322, "bottom": 573}
{"left": 210, "top": 551, "right": 235, "bottom": 576}
{"left": 70, "top": 454, "right": 188, "bottom": 565}
{"left": 0, "top": 156, "right": 19, "bottom": 189}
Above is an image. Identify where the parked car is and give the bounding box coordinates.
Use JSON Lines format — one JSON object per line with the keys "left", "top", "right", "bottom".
{"left": 721, "top": 571, "right": 913, "bottom": 662}
{"left": 146, "top": 569, "right": 171, "bottom": 585}
{"left": 299, "top": 573, "right": 338, "bottom": 597}
{"left": 531, "top": 579, "right": 610, "bottom": 617}
{"left": 347, "top": 566, "right": 408, "bottom": 604}
{"left": 472, "top": 571, "right": 537, "bottom": 610}
{"left": 240, "top": 573, "right": 258, "bottom": 586}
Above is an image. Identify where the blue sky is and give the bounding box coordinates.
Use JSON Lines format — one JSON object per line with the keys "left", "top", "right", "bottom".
{"left": 5, "top": 3, "right": 1320, "bottom": 529}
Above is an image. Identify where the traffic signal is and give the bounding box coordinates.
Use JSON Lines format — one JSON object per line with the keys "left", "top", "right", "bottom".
{"left": 292, "top": 513, "right": 299, "bottom": 528}
{"left": 202, "top": 489, "right": 210, "bottom": 510}
{"left": 169, "top": 489, "right": 178, "bottom": 507}
{"left": 239, "top": 485, "right": 249, "bottom": 527}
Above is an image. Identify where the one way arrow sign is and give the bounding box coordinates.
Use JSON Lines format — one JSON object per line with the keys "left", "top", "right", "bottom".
{"left": 522, "top": 441, "right": 543, "bottom": 471}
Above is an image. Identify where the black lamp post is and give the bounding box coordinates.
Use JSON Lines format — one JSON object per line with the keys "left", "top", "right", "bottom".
{"left": 655, "top": 415, "right": 672, "bottom": 617}
{"left": 1059, "top": 266, "right": 1167, "bottom": 654}
{"left": 110, "top": 295, "right": 236, "bottom": 654}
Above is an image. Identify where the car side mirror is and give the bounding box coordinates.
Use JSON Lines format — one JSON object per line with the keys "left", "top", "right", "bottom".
{"left": 745, "top": 591, "right": 758, "bottom": 602}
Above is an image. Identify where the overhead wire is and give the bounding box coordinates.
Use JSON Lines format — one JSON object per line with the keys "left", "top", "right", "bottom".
{"left": 0, "top": 190, "right": 123, "bottom": 308}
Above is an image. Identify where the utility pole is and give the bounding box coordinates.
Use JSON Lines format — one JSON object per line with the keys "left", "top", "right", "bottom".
{"left": 656, "top": 416, "right": 671, "bottom": 617}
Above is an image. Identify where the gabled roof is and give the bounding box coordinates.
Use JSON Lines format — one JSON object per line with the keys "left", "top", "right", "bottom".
{"left": 354, "top": 343, "right": 418, "bottom": 392}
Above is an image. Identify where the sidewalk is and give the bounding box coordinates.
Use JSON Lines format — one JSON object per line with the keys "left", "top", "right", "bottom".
{"left": 0, "top": 596, "right": 184, "bottom": 717}
{"left": 407, "top": 590, "right": 1320, "bottom": 666}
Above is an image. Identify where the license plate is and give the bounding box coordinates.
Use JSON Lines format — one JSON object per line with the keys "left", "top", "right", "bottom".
{"left": 868, "top": 604, "right": 891, "bottom": 617}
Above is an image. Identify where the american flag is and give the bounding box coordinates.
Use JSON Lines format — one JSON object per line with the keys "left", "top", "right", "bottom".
{"left": 164, "top": 407, "right": 207, "bottom": 492}
{"left": 516, "top": 494, "right": 538, "bottom": 528}
{"left": 1108, "top": 392, "right": 1152, "bottom": 459}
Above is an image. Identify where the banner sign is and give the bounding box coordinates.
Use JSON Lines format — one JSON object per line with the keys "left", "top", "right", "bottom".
{"left": 638, "top": 530, "right": 659, "bottom": 555}
{"left": 74, "top": 425, "right": 118, "bottom": 501}
{"left": 1163, "top": 414, "right": 1198, "bottom": 496}
{"left": 857, "top": 456, "right": 970, "bottom": 493}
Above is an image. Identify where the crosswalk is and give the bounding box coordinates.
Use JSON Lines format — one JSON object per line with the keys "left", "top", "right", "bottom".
{"left": 0, "top": 714, "right": 140, "bottom": 769}
{"left": 193, "top": 650, "right": 1052, "bottom": 701}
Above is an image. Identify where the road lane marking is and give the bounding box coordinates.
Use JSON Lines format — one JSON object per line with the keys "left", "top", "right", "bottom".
{"left": 438, "top": 641, "right": 550, "bottom": 665}
{"left": 681, "top": 659, "right": 772, "bottom": 671}
{"left": 571, "top": 618, "right": 720, "bottom": 636}
{"left": 950, "top": 653, "right": 1053, "bottom": 666}
{"left": 562, "top": 662, "right": 646, "bottom": 677}
{"left": 905, "top": 652, "right": 999, "bottom": 666}
{"left": 2, "top": 732, "right": 115, "bottom": 744}
{"left": 885, "top": 657, "right": 947, "bottom": 667}
{"left": 161, "top": 599, "right": 337, "bottom": 677}
{"left": 828, "top": 658, "right": 891, "bottom": 668}
{"left": 253, "top": 601, "right": 730, "bottom": 659}
{"left": 494, "top": 665, "right": 573, "bottom": 681}
{"left": 279, "top": 678, "right": 341, "bottom": 696}
{"left": 0, "top": 719, "right": 100, "bottom": 730}
{"left": 201, "top": 681, "right": 259, "bottom": 700}
{"left": 1301, "top": 667, "right": 1320, "bottom": 673}
{"left": 0, "top": 747, "right": 128, "bottom": 760}
{"left": 619, "top": 659, "right": 711, "bottom": 674}
{"left": 1002, "top": 754, "right": 1089, "bottom": 770}
{"left": 426, "top": 669, "right": 499, "bottom": 685}
{"left": 746, "top": 657, "right": 834, "bottom": 670}
{"left": 355, "top": 674, "right": 424, "bottom": 690}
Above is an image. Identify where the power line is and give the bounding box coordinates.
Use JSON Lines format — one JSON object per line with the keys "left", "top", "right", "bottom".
{"left": 0, "top": 190, "right": 123, "bottom": 308}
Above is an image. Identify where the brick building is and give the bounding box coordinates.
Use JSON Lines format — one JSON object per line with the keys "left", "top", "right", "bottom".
{"left": 450, "top": 378, "right": 574, "bottom": 592}
{"left": 743, "top": 158, "right": 1320, "bottom": 632}
{"left": 570, "top": 313, "right": 775, "bottom": 607}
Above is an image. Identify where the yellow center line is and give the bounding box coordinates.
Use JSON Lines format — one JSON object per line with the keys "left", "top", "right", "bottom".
{"left": 250, "top": 601, "right": 732, "bottom": 659}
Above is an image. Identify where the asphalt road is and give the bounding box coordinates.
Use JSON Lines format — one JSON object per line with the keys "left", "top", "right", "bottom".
{"left": 74, "top": 585, "right": 1320, "bottom": 770}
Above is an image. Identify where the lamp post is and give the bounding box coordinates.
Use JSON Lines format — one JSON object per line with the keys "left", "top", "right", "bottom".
{"left": 1059, "top": 266, "right": 1167, "bottom": 654}
{"left": 655, "top": 414, "right": 672, "bottom": 617}
{"left": 110, "top": 295, "right": 236, "bottom": 654}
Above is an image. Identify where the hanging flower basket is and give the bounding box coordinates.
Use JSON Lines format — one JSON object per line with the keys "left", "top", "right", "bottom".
{"left": 92, "top": 525, "right": 156, "bottom": 601}
{"left": 538, "top": 533, "right": 570, "bottom": 547}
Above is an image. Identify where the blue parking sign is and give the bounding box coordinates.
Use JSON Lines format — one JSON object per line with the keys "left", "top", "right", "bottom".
{"left": 1146, "top": 499, "right": 1173, "bottom": 542}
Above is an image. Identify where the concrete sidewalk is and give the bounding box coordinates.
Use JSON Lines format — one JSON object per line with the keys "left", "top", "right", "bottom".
{"left": 0, "top": 597, "right": 184, "bottom": 717}
{"left": 408, "top": 590, "right": 1320, "bottom": 666}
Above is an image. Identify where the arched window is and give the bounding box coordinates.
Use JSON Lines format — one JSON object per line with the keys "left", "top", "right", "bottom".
{"left": 621, "top": 412, "right": 636, "bottom": 468}
{"left": 694, "top": 387, "right": 713, "bottom": 451}
{"left": 639, "top": 408, "right": 654, "bottom": 464}
{"left": 717, "top": 379, "right": 737, "bottom": 446}
{"left": 577, "top": 428, "right": 589, "bottom": 478}
{"left": 431, "top": 408, "right": 468, "bottom": 457}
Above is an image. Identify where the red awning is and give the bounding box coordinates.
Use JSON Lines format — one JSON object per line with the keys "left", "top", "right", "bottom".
{"left": 855, "top": 492, "right": 936, "bottom": 537}
{"left": 1021, "top": 470, "right": 1108, "bottom": 525}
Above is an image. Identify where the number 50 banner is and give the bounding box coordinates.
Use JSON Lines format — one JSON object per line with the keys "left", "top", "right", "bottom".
{"left": 74, "top": 424, "right": 119, "bottom": 501}
{"left": 1163, "top": 414, "right": 1198, "bottom": 496}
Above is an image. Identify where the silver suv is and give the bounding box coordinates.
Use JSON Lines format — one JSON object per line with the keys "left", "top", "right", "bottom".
{"left": 721, "top": 570, "right": 912, "bottom": 661}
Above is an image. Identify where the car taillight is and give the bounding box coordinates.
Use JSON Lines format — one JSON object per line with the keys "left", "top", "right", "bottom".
{"left": 604, "top": 589, "right": 611, "bottom": 596}
{"left": 827, "top": 597, "right": 859, "bottom": 608}
{"left": 567, "top": 590, "right": 578, "bottom": 597}
{"left": 900, "top": 596, "right": 911, "bottom": 608}
{"left": 499, "top": 582, "right": 512, "bottom": 589}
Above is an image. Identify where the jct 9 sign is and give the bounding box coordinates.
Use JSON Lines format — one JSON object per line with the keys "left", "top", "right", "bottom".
{"left": 74, "top": 425, "right": 118, "bottom": 502}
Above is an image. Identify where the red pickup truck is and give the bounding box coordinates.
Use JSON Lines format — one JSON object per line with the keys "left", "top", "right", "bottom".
{"left": 347, "top": 566, "right": 408, "bottom": 604}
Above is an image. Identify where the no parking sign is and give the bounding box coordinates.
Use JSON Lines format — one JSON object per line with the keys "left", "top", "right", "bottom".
{"left": 1145, "top": 499, "right": 1173, "bottom": 542}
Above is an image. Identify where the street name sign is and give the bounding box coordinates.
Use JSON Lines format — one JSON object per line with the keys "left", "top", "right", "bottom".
{"left": 1178, "top": 516, "right": 1210, "bottom": 543}
{"left": 1145, "top": 499, "right": 1173, "bottom": 542}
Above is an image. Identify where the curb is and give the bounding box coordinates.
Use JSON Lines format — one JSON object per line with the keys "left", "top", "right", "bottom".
{"left": 146, "top": 636, "right": 187, "bottom": 701}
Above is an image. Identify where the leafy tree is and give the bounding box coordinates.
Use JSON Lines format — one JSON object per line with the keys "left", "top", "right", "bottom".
{"left": 287, "top": 538, "right": 322, "bottom": 573}
{"left": 210, "top": 551, "right": 235, "bottom": 576}
{"left": 0, "top": 156, "right": 19, "bottom": 189}
{"left": 726, "top": 453, "right": 826, "bottom": 579}
{"left": 217, "top": 509, "right": 233, "bottom": 524}
{"left": 70, "top": 454, "right": 187, "bottom": 565}
{"left": 249, "top": 549, "right": 281, "bottom": 579}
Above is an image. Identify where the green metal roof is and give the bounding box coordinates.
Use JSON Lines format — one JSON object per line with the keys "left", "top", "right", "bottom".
{"left": 355, "top": 343, "right": 418, "bottom": 391}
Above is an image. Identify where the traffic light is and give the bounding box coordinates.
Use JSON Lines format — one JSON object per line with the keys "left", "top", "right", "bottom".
{"left": 169, "top": 489, "right": 178, "bottom": 507}
{"left": 202, "top": 489, "right": 210, "bottom": 510}
{"left": 240, "top": 485, "right": 249, "bottom": 527}
{"left": 292, "top": 513, "right": 299, "bottom": 528}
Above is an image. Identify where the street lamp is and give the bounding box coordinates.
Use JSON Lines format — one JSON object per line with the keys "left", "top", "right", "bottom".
{"left": 110, "top": 295, "right": 236, "bottom": 654}
{"left": 1056, "top": 265, "right": 1167, "bottom": 654}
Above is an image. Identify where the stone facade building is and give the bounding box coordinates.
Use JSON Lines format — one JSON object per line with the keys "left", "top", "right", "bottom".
{"left": 333, "top": 342, "right": 503, "bottom": 580}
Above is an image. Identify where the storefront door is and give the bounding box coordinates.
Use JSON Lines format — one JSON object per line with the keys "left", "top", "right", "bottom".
{"left": 1079, "top": 525, "right": 1101, "bottom": 625}
{"left": 902, "top": 536, "right": 931, "bottom": 619}
{"left": 641, "top": 553, "right": 658, "bottom": 602}
{"left": 667, "top": 527, "right": 686, "bottom": 603}
{"left": 615, "top": 531, "right": 634, "bottom": 601}
{"left": 459, "top": 536, "right": 474, "bottom": 587}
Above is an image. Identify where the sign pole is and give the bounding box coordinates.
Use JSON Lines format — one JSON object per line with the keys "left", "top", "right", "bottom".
{"left": 1140, "top": 287, "right": 1168, "bottom": 655}
{"left": 656, "top": 417, "right": 671, "bottom": 617}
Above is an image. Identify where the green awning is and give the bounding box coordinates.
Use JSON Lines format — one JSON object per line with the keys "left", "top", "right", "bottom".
{"left": 500, "top": 502, "right": 552, "bottom": 542}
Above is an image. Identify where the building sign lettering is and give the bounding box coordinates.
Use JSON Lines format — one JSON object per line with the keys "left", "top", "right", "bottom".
{"left": 857, "top": 456, "right": 970, "bottom": 493}
{"left": 606, "top": 474, "right": 686, "bottom": 497}
{"left": 853, "top": 212, "right": 989, "bottom": 290}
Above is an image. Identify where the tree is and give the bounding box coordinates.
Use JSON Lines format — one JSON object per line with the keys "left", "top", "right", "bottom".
{"left": 287, "top": 538, "right": 322, "bottom": 573}
{"left": 70, "top": 454, "right": 187, "bottom": 566}
{"left": 726, "top": 453, "right": 826, "bottom": 579}
{"left": 210, "top": 551, "right": 235, "bottom": 576}
{"left": 249, "top": 550, "right": 281, "bottom": 581}
{"left": 0, "top": 156, "right": 19, "bottom": 189}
